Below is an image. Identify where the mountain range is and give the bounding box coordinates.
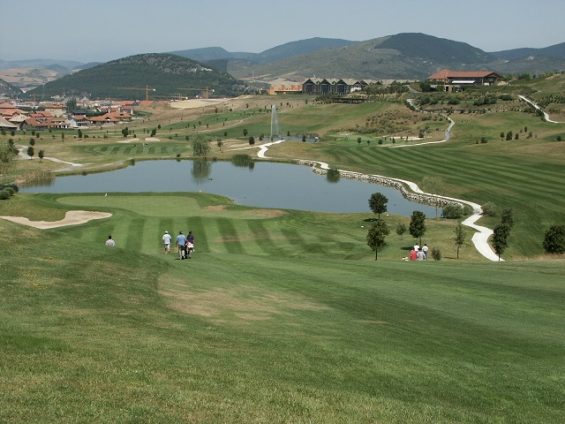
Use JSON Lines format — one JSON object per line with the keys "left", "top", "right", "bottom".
{"left": 4, "top": 33, "right": 565, "bottom": 99}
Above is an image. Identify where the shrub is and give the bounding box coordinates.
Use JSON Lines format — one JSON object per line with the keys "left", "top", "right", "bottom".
{"left": 557, "top": 135, "right": 563, "bottom": 142}
{"left": 543, "top": 225, "right": 565, "bottom": 254}
{"left": 482, "top": 202, "right": 497, "bottom": 217}
{"left": 431, "top": 247, "right": 442, "bottom": 261}
{"left": 442, "top": 203, "right": 464, "bottom": 219}
{"left": 326, "top": 168, "right": 340, "bottom": 183}
{"left": 396, "top": 223, "right": 407, "bottom": 236}
{"left": 0, "top": 183, "right": 18, "bottom": 195}
{"left": 0, "top": 189, "right": 11, "bottom": 200}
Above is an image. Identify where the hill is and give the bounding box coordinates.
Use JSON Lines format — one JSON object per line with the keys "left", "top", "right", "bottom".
{"left": 493, "top": 41, "right": 565, "bottom": 61}
{"left": 26, "top": 53, "right": 242, "bottom": 99}
{"left": 229, "top": 33, "right": 499, "bottom": 80}
{"left": 1, "top": 191, "right": 564, "bottom": 422}
{"left": 0, "top": 78, "right": 23, "bottom": 97}
{"left": 227, "top": 33, "right": 565, "bottom": 81}
{"left": 172, "top": 37, "right": 355, "bottom": 64}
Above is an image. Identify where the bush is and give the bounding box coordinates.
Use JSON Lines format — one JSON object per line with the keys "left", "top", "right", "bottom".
{"left": 326, "top": 168, "right": 340, "bottom": 183}
{"left": 431, "top": 247, "right": 442, "bottom": 261}
{"left": 442, "top": 204, "right": 464, "bottom": 219}
{"left": 0, "top": 189, "right": 11, "bottom": 200}
{"left": 543, "top": 225, "right": 565, "bottom": 254}
{"left": 0, "top": 183, "right": 18, "bottom": 193}
{"left": 396, "top": 223, "right": 407, "bottom": 236}
{"left": 482, "top": 202, "right": 497, "bottom": 217}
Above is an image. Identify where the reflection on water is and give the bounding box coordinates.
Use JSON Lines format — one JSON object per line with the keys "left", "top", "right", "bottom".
{"left": 191, "top": 159, "right": 212, "bottom": 183}
{"left": 21, "top": 160, "right": 438, "bottom": 216}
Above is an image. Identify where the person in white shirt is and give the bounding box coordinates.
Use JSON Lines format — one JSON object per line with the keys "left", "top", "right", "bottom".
{"left": 162, "top": 230, "right": 172, "bottom": 253}
{"left": 105, "top": 235, "right": 116, "bottom": 247}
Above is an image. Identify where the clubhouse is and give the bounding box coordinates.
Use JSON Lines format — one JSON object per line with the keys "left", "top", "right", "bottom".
{"left": 428, "top": 69, "right": 501, "bottom": 91}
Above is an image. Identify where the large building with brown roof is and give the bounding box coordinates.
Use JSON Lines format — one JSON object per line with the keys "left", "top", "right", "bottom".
{"left": 428, "top": 69, "right": 501, "bottom": 91}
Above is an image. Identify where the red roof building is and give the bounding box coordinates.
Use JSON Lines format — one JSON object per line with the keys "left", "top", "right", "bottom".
{"left": 428, "top": 69, "right": 501, "bottom": 88}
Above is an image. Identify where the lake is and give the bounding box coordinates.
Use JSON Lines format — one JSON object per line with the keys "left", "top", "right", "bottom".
{"left": 21, "top": 159, "right": 438, "bottom": 216}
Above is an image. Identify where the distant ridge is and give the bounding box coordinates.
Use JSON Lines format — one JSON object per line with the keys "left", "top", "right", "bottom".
{"left": 0, "top": 78, "right": 23, "bottom": 97}
{"left": 26, "top": 53, "right": 242, "bottom": 100}
{"left": 227, "top": 33, "right": 565, "bottom": 80}
{"left": 172, "top": 37, "right": 355, "bottom": 64}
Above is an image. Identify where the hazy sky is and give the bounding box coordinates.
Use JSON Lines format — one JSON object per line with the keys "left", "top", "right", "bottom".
{"left": 2, "top": 0, "right": 564, "bottom": 62}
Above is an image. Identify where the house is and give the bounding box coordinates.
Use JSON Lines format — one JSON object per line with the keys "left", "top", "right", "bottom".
{"left": 301, "top": 78, "right": 372, "bottom": 96}
{"left": 0, "top": 116, "right": 18, "bottom": 130}
{"left": 428, "top": 69, "right": 501, "bottom": 91}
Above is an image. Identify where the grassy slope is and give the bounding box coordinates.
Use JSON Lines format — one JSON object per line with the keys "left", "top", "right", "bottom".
{"left": 1, "top": 194, "right": 564, "bottom": 423}
{"left": 268, "top": 110, "right": 565, "bottom": 257}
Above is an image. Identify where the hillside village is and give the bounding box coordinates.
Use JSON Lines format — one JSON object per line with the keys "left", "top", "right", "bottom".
{"left": 0, "top": 99, "right": 136, "bottom": 131}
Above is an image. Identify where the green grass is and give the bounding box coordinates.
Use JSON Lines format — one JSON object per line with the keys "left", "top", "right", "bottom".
{"left": 269, "top": 110, "right": 565, "bottom": 258}
{"left": 1, "top": 193, "right": 564, "bottom": 423}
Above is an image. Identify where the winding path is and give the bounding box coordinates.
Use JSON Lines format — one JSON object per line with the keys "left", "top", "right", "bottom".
{"left": 16, "top": 144, "right": 84, "bottom": 171}
{"left": 255, "top": 138, "right": 501, "bottom": 262}
{"left": 518, "top": 95, "right": 564, "bottom": 124}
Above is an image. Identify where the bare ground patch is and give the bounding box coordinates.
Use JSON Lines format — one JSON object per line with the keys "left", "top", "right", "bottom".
{"left": 205, "top": 204, "right": 287, "bottom": 219}
{"left": 159, "top": 278, "right": 329, "bottom": 323}
{"left": 0, "top": 210, "right": 112, "bottom": 229}
{"left": 205, "top": 205, "right": 227, "bottom": 212}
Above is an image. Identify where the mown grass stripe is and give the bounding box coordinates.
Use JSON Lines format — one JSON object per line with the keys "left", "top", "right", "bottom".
{"left": 124, "top": 218, "right": 145, "bottom": 252}
{"left": 245, "top": 220, "right": 286, "bottom": 257}
{"left": 216, "top": 218, "right": 246, "bottom": 254}
{"left": 187, "top": 217, "right": 209, "bottom": 253}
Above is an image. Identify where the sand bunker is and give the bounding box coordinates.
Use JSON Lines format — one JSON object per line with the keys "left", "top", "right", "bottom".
{"left": 0, "top": 210, "right": 112, "bottom": 229}
{"left": 170, "top": 98, "right": 231, "bottom": 110}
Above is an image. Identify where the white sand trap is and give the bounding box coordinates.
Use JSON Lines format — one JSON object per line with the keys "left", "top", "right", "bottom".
{"left": 117, "top": 138, "right": 140, "bottom": 144}
{"left": 170, "top": 98, "right": 232, "bottom": 110}
{"left": 144, "top": 137, "right": 161, "bottom": 142}
{"left": 0, "top": 210, "right": 112, "bottom": 229}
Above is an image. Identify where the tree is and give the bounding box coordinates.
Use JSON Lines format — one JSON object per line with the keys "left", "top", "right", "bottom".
{"left": 492, "top": 224, "right": 510, "bottom": 261}
{"left": 367, "top": 219, "right": 389, "bottom": 260}
{"left": 38, "top": 150, "right": 45, "bottom": 160}
{"left": 369, "top": 192, "right": 388, "bottom": 218}
{"left": 192, "top": 135, "right": 210, "bottom": 157}
{"left": 243, "top": 128, "right": 248, "bottom": 137}
{"left": 248, "top": 136, "right": 255, "bottom": 145}
{"left": 501, "top": 208, "right": 513, "bottom": 229}
{"left": 77, "top": 129, "right": 83, "bottom": 139}
{"left": 27, "top": 146, "right": 34, "bottom": 159}
{"left": 122, "top": 127, "right": 129, "bottom": 138}
{"left": 66, "top": 98, "right": 77, "bottom": 113}
{"left": 409, "top": 211, "right": 426, "bottom": 245}
{"left": 396, "top": 223, "right": 407, "bottom": 237}
{"left": 217, "top": 140, "right": 223, "bottom": 152}
{"left": 543, "top": 225, "right": 565, "bottom": 254}
{"left": 150, "top": 128, "right": 157, "bottom": 137}
{"left": 454, "top": 223, "right": 466, "bottom": 259}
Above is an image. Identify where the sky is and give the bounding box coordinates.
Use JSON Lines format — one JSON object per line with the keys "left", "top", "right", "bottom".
{"left": 1, "top": 0, "right": 565, "bottom": 63}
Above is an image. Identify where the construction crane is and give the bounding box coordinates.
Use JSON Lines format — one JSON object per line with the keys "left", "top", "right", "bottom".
{"left": 116, "top": 85, "right": 156, "bottom": 101}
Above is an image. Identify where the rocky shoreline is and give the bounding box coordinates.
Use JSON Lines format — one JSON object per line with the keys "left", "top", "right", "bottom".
{"left": 297, "top": 160, "right": 462, "bottom": 210}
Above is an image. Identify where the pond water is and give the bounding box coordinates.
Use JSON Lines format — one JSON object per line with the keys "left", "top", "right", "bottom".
{"left": 21, "top": 160, "right": 438, "bottom": 216}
